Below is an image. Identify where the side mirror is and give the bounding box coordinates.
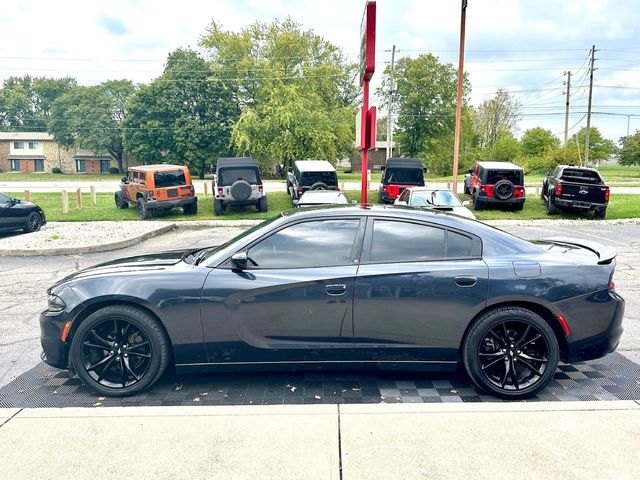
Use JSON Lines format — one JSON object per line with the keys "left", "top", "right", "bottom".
{"left": 468, "top": 169, "right": 473, "bottom": 174}
{"left": 462, "top": 200, "right": 471, "bottom": 206}
{"left": 231, "top": 251, "right": 248, "bottom": 270}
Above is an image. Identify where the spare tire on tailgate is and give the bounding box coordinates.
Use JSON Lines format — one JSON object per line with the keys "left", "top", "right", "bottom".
{"left": 310, "top": 182, "right": 329, "bottom": 191}
{"left": 493, "top": 179, "right": 515, "bottom": 200}
{"left": 230, "top": 180, "right": 252, "bottom": 201}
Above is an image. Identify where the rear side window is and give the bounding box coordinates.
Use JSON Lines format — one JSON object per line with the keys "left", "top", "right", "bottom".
{"left": 300, "top": 171, "right": 338, "bottom": 186}
{"left": 384, "top": 168, "right": 424, "bottom": 185}
{"left": 447, "top": 231, "right": 473, "bottom": 257}
{"left": 219, "top": 168, "right": 259, "bottom": 186}
{"left": 370, "top": 221, "right": 445, "bottom": 262}
{"left": 248, "top": 219, "right": 360, "bottom": 269}
{"left": 486, "top": 170, "right": 523, "bottom": 185}
{"left": 154, "top": 170, "right": 187, "bottom": 188}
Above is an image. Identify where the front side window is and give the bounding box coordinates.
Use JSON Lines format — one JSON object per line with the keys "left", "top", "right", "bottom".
{"left": 371, "top": 220, "right": 445, "bottom": 262}
{"left": 139, "top": 172, "right": 146, "bottom": 185}
{"left": 247, "top": 219, "right": 360, "bottom": 269}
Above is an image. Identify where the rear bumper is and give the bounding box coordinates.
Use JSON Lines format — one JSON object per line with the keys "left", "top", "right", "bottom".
{"left": 479, "top": 196, "right": 525, "bottom": 205}
{"left": 558, "top": 289, "right": 625, "bottom": 362}
{"left": 146, "top": 196, "right": 197, "bottom": 210}
{"left": 553, "top": 198, "right": 607, "bottom": 210}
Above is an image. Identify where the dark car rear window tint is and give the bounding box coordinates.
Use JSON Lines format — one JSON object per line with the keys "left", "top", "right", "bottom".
{"left": 300, "top": 171, "right": 338, "bottom": 186}
{"left": 383, "top": 168, "right": 424, "bottom": 185}
{"left": 219, "top": 167, "right": 259, "bottom": 186}
{"left": 447, "top": 231, "right": 473, "bottom": 257}
{"left": 371, "top": 220, "right": 445, "bottom": 262}
{"left": 154, "top": 170, "right": 187, "bottom": 188}
{"left": 561, "top": 169, "right": 602, "bottom": 183}
{"left": 485, "top": 170, "right": 523, "bottom": 185}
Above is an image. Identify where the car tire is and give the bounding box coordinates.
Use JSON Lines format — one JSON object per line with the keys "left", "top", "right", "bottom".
{"left": 462, "top": 306, "right": 559, "bottom": 399}
{"left": 23, "top": 212, "right": 43, "bottom": 233}
{"left": 286, "top": 182, "right": 292, "bottom": 195}
{"left": 546, "top": 196, "right": 557, "bottom": 215}
{"left": 136, "top": 198, "right": 151, "bottom": 219}
{"left": 214, "top": 199, "right": 224, "bottom": 216}
{"left": 463, "top": 184, "right": 470, "bottom": 195}
{"left": 513, "top": 203, "right": 524, "bottom": 211}
{"left": 183, "top": 201, "right": 198, "bottom": 215}
{"left": 230, "top": 180, "right": 252, "bottom": 201}
{"left": 594, "top": 207, "right": 607, "bottom": 219}
{"left": 114, "top": 191, "right": 128, "bottom": 209}
{"left": 258, "top": 196, "right": 268, "bottom": 212}
{"left": 494, "top": 180, "right": 515, "bottom": 200}
{"left": 70, "top": 304, "right": 170, "bottom": 397}
{"left": 310, "top": 182, "right": 329, "bottom": 191}
{"left": 473, "top": 193, "right": 484, "bottom": 210}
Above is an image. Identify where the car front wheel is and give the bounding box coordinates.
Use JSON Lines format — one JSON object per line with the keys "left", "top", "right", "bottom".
{"left": 463, "top": 306, "right": 559, "bottom": 399}
{"left": 70, "top": 305, "right": 170, "bottom": 397}
{"left": 23, "top": 212, "right": 43, "bottom": 233}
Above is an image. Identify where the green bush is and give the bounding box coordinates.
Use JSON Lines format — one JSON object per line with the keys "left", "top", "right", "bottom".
{"left": 109, "top": 167, "right": 119, "bottom": 174}
{"left": 51, "top": 167, "right": 62, "bottom": 174}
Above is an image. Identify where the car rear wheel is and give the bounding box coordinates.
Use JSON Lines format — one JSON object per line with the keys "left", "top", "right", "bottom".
{"left": 213, "top": 198, "right": 224, "bottom": 216}
{"left": 136, "top": 198, "right": 151, "bottom": 219}
{"left": 258, "top": 196, "right": 268, "bottom": 212}
{"left": 114, "top": 191, "right": 128, "bottom": 209}
{"left": 546, "top": 196, "right": 557, "bottom": 215}
{"left": 183, "top": 201, "right": 197, "bottom": 215}
{"left": 594, "top": 207, "right": 607, "bottom": 219}
{"left": 473, "top": 193, "right": 484, "bottom": 210}
{"left": 23, "top": 212, "right": 43, "bottom": 233}
{"left": 463, "top": 307, "right": 559, "bottom": 399}
{"left": 70, "top": 305, "right": 170, "bottom": 397}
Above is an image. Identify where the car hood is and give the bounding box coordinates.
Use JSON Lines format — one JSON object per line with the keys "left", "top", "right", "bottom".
{"left": 52, "top": 249, "right": 194, "bottom": 288}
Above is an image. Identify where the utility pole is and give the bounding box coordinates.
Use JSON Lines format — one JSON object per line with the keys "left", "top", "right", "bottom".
{"left": 452, "top": 0, "right": 467, "bottom": 194}
{"left": 627, "top": 115, "right": 631, "bottom": 137}
{"left": 386, "top": 45, "right": 396, "bottom": 160}
{"left": 563, "top": 71, "right": 571, "bottom": 146}
{"left": 585, "top": 45, "right": 596, "bottom": 167}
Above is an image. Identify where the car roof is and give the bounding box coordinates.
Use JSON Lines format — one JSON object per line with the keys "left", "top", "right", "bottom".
{"left": 217, "top": 157, "right": 259, "bottom": 169}
{"left": 293, "top": 160, "right": 336, "bottom": 172}
{"left": 557, "top": 164, "right": 598, "bottom": 172}
{"left": 129, "top": 164, "right": 187, "bottom": 172}
{"left": 385, "top": 157, "right": 423, "bottom": 169}
{"left": 476, "top": 161, "right": 523, "bottom": 170}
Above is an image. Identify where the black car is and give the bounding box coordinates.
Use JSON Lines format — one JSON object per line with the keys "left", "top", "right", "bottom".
{"left": 287, "top": 160, "right": 339, "bottom": 204}
{"left": 542, "top": 165, "right": 610, "bottom": 219}
{"left": 40, "top": 206, "right": 624, "bottom": 399}
{"left": 0, "top": 192, "right": 46, "bottom": 234}
{"left": 378, "top": 157, "right": 425, "bottom": 204}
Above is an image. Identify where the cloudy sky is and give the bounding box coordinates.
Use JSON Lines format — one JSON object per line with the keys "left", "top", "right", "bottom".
{"left": 1, "top": 0, "right": 639, "bottom": 142}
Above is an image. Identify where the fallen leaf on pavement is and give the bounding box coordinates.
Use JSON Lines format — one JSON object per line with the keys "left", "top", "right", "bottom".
{"left": 93, "top": 402, "right": 102, "bottom": 407}
{"left": 174, "top": 384, "right": 183, "bottom": 391}
{"left": 193, "top": 397, "right": 200, "bottom": 402}
{"left": 290, "top": 386, "right": 297, "bottom": 392}
{"left": 314, "top": 394, "right": 321, "bottom": 400}
{"left": 98, "top": 396, "right": 106, "bottom": 401}
{"left": 450, "top": 389, "right": 459, "bottom": 395}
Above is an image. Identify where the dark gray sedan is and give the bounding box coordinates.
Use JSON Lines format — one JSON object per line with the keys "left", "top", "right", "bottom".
{"left": 40, "top": 205, "right": 624, "bottom": 399}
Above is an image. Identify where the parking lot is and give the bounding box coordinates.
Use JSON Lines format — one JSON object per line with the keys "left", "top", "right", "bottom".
{"left": 1, "top": 222, "right": 639, "bottom": 406}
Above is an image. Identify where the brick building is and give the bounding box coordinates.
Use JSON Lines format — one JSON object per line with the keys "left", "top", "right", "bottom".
{"left": 0, "top": 132, "right": 116, "bottom": 174}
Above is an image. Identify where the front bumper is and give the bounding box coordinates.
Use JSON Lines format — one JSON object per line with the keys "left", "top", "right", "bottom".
{"left": 39, "top": 310, "right": 70, "bottom": 369}
{"left": 559, "top": 289, "right": 625, "bottom": 362}
{"left": 146, "top": 196, "right": 197, "bottom": 210}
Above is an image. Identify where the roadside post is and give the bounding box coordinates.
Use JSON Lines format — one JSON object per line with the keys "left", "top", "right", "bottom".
{"left": 24, "top": 190, "right": 31, "bottom": 202}
{"left": 76, "top": 188, "right": 82, "bottom": 209}
{"left": 61, "top": 190, "right": 69, "bottom": 214}
{"left": 90, "top": 186, "right": 97, "bottom": 206}
{"left": 204, "top": 182, "right": 209, "bottom": 197}
{"left": 359, "top": 1, "right": 376, "bottom": 204}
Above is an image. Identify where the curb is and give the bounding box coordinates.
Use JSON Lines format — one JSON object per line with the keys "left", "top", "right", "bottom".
{"left": 0, "top": 223, "right": 177, "bottom": 257}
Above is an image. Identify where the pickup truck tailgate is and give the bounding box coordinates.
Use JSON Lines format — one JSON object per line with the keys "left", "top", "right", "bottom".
{"left": 558, "top": 182, "right": 608, "bottom": 204}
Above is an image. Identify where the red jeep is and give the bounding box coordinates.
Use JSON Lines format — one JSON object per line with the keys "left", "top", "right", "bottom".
{"left": 378, "top": 157, "right": 425, "bottom": 204}
{"left": 468, "top": 161, "right": 525, "bottom": 210}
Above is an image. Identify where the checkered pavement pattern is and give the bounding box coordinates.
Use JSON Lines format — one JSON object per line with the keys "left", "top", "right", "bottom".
{"left": 0, "top": 353, "right": 638, "bottom": 408}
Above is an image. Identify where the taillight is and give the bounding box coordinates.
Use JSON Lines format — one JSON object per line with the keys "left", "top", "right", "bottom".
{"left": 297, "top": 188, "right": 304, "bottom": 196}
{"left": 217, "top": 187, "right": 223, "bottom": 194}
{"left": 609, "top": 280, "right": 616, "bottom": 290}
{"left": 556, "top": 183, "right": 563, "bottom": 196}
{"left": 383, "top": 185, "right": 391, "bottom": 193}
{"left": 258, "top": 185, "right": 263, "bottom": 193}
{"left": 604, "top": 187, "right": 610, "bottom": 202}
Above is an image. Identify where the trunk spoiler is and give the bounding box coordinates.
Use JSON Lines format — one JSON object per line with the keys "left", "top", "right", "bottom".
{"left": 541, "top": 237, "right": 617, "bottom": 264}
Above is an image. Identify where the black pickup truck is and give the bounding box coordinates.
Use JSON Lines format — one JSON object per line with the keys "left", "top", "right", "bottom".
{"left": 542, "top": 165, "right": 610, "bottom": 219}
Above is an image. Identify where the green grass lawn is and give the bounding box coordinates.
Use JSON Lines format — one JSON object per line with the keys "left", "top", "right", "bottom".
{"left": 7, "top": 188, "right": 640, "bottom": 222}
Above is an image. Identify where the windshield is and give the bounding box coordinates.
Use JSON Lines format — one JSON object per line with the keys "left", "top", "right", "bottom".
{"left": 410, "top": 190, "right": 462, "bottom": 207}
{"left": 384, "top": 168, "right": 424, "bottom": 185}
{"left": 300, "top": 171, "right": 338, "bottom": 186}
{"left": 154, "top": 170, "right": 187, "bottom": 188}
{"left": 218, "top": 167, "right": 260, "bottom": 186}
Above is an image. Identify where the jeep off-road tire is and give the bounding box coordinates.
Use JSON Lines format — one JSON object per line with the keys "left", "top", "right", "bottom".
{"left": 258, "top": 196, "right": 268, "bottom": 212}
{"left": 310, "top": 182, "right": 329, "bottom": 191}
{"left": 546, "top": 196, "right": 557, "bottom": 215}
{"left": 115, "top": 191, "right": 128, "bottom": 209}
{"left": 183, "top": 201, "right": 197, "bottom": 215}
{"left": 473, "top": 192, "right": 484, "bottom": 210}
{"left": 136, "top": 198, "right": 151, "bottom": 219}
{"left": 230, "top": 180, "right": 252, "bottom": 201}
{"left": 214, "top": 199, "right": 224, "bottom": 216}
{"left": 494, "top": 179, "right": 515, "bottom": 200}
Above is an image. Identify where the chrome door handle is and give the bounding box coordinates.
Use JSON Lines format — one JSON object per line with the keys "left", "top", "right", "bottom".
{"left": 455, "top": 276, "right": 477, "bottom": 287}
{"left": 325, "top": 284, "right": 347, "bottom": 296}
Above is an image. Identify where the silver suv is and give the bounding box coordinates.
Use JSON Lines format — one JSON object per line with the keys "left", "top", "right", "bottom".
{"left": 213, "top": 157, "right": 267, "bottom": 216}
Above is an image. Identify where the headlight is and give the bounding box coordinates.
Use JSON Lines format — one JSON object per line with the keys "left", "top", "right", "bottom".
{"left": 47, "top": 294, "right": 66, "bottom": 313}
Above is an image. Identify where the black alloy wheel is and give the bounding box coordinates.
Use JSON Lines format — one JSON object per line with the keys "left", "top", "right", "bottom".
{"left": 24, "top": 212, "right": 42, "bottom": 233}
{"left": 71, "top": 305, "right": 170, "bottom": 396}
{"left": 463, "top": 307, "right": 559, "bottom": 399}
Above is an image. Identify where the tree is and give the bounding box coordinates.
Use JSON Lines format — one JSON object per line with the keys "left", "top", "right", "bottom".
{"left": 569, "top": 127, "right": 615, "bottom": 166}
{"left": 521, "top": 127, "right": 560, "bottom": 157}
{"left": 376, "top": 115, "right": 387, "bottom": 141}
{"left": 619, "top": 130, "right": 640, "bottom": 166}
{"left": 486, "top": 133, "right": 521, "bottom": 163}
{"left": 49, "top": 80, "right": 134, "bottom": 172}
{"left": 201, "top": 18, "right": 357, "bottom": 170}
{"left": 0, "top": 76, "right": 76, "bottom": 130}
{"left": 379, "top": 54, "right": 467, "bottom": 161}
{"left": 474, "top": 88, "right": 521, "bottom": 148}
{"left": 123, "top": 49, "right": 238, "bottom": 178}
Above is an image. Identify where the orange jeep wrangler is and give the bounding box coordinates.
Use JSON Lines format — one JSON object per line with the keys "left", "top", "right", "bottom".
{"left": 114, "top": 164, "right": 198, "bottom": 219}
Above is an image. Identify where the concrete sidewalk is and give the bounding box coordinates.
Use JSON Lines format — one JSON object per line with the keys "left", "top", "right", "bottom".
{"left": 1, "top": 401, "right": 639, "bottom": 479}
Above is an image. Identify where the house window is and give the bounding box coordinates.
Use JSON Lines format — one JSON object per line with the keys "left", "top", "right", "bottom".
{"left": 28, "top": 141, "right": 39, "bottom": 149}
{"left": 100, "top": 159, "right": 110, "bottom": 173}
{"left": 10, "top": 159, "right": 20, "bottom": 172}
{"left": 35, "top": 159, "right": 44, "bottom": 172}
{"left": 76, "top": 159, "right": 86, "bottom": 173}
{"left": 13, "top": 141, "right": 25, "bottom": 149}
